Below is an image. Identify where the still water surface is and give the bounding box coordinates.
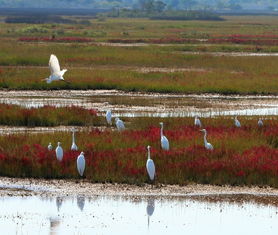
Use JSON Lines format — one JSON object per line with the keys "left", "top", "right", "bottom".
{"left": 1, "top": 90, "right": 278, "bottom": 117}
{"left": 0, "top": 194, "right": 277, "bottom": 234}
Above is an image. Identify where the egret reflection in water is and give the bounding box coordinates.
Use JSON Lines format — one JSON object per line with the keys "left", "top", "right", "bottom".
{"left": 77, "top": 196, "right": 85, "bottom": 212}
{"left": 49, "top": 217, "right": 61, "bottom": 235}
{"left": 56, "top": 197, "right": 63, "bottom": 212}
{"left": 146, "top": 198, "right": 155, "bottom": 228}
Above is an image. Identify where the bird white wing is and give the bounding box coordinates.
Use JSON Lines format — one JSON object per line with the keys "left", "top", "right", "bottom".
{"left": 161, "top": 136, "right": 169, "bottom": 151}
{"left": 55, "top": 146, "right": 63, "bottom": 161}
{"left": 49, "top": 54, "right": 61, "bottom": 75}
{"left": 77, "top": 154, "right": 85, "bottom": 176}
{"left": 206, "top": 143, "right": 214, "bottom": 150}
{"left": 146, "top": 159, "right": 155, "bottom": 180}
{"left": 71, "top": 143, "right": 78, "bottom": 151}
{"left": 116, "top": 120, "right": 125, "bottom": 130}
{"left": 106, "top": 111, "right": 112, "bottom": 125}
{"left": 195, "top": 118, "right": 202, "bottom": 127}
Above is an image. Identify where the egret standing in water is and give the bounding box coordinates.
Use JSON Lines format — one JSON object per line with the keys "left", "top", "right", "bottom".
{"left": 160, "top": 122, "right": 169, "bottom": 151}
{"left": 234, "top": 116, "right": 241, "bottom": 128}
{"left": 71, "top": 129, "right": 78, "bottom": 151}
{"left": 146, "top": 146, "right": 155, "bottom": 181}
{"left": 48, "top": 142, "right": 52, "bottom": 151}
{"left": 55, "top": 142, "right": 63, "bottom": 161}
{"left": 194, "top": 116, "right": 202, "bottom": 127}
{"left": 200, "top": 129, "right": 213, "bottom": 150}
{"left": 115, "top": 117, "right": 125, "bottom": 131}
{"left": 258, "top": 118, "right": 263, "bottom": 127}
{"left": 77, "top": 152, "right": 85, "bottom": 177}
{"left": 44, "top": 54, "right": 68, "bottom": 84}
{"left": 106, "top": 110, "right": 112, "bottom": 125}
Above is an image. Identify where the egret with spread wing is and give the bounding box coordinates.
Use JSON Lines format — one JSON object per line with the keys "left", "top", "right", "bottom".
{"left": 44, "top": 54, "right": 68, "bottom": 84}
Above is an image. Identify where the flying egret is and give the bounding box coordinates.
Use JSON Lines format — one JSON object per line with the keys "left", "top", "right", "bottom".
{"left": 115, "top": 117, "right": 125, "bottom": 131}
{"left": 48, "top": 142, "right": 52, "bottom": 151}
{"left": 77, "top": 152, "right": 85, "bottom": 176}
{"left": 160, "top": 122, "right": 169, "bottom": 151}
{"left": 200, "top": 129, "right": 213, "bottom": 150}
{"left": 194, "top": 116, "right": 202, "bottom": 127}
{"left": 44, "top": 54, "right": 68, "bottom": 84}
{"left": 258, "top": 118, "right": 263, "bottom": 127}
{"left": 146, "top": 146, "right": 155, "bottom": 181}
{"left": 234, "top": 116, "right": 241, "bottom": 128}
{"left": 106, "top": 110, "right": 112, "bottom": 125}
{"left": 55, "top": 142, "right": 63, "bottom": 161}
{"left": 71, "top": 129, "right": 78, "bottom": 151}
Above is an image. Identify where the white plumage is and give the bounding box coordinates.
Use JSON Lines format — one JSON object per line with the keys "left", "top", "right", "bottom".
{"left": 106, "top": 110, "right": 112, "bottom": 125}
{"left": 234, "top": 116, "right": 241, "bottom": 128}
{"left": 115, "top": 117, "right": 125, "bottom": 131}
{"left": 71, "top": 129, "right": 78, "bottom": 151}
{"left": 194, "top": 116, "right": 202, "bottom": 127}
{"left": 48, "top": 142, "right": 52, "bottom": 151}
{"left": 55, "top": 142, "right": 63, "bottom": 161}
{"left": 146, "top": 146, "right": 155, "bottom": 181}
{"left": 44, "top": 54, "right": 68, "bottom": 84}
{"left": 77, "top": 152, "right": 86, "bottom": 176}
{"left": 200, "top": 129, "right": 213, "bottom": 150}
{"left": 160, "top": 122, "right": 169, "bottom": 151}
{"left": 258, "top": 118, "right": 263, "bottom": 127}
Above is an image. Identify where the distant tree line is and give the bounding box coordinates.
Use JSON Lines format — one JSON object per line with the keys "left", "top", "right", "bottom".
{"left": 0, "top": 0, "right": 278, "bottom": 11}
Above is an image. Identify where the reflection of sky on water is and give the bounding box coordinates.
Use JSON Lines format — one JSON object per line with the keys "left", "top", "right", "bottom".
{"left": 0, "top": 195, "right": 277, "bottom": 234}
{"left": 1, "top": 91, "right": 278, "bottom": 117}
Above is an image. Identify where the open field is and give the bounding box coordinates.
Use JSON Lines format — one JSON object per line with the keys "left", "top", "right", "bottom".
{"left": 0, "top": 15, "right": 278, "bottom": 188}
{"left": 0, "top": 16, "right": 278, "bottom": 94}
{"left": 0, "top": 116, "right": 278, "bottom": 186}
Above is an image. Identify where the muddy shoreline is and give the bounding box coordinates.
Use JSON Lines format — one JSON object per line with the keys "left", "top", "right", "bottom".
{"left": 1, "top": 177, "right": 278, "bottom": 200}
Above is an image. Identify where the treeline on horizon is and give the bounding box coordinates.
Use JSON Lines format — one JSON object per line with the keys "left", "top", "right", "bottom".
{"left": 0, "top": 0, "right": 278, "bottom": 11}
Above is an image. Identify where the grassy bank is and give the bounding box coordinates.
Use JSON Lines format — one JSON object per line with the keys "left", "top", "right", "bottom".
{"left": 0, "top": 104, "right": 101, "bottom": 127}
{"left": 1, "top": 65, "right": 278, "bottom": 94}
{"left": 0, "top": 116, "right": 278, "bottom": 187}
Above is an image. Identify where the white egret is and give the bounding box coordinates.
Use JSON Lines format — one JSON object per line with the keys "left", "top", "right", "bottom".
{"left": 44, "top": 54, "right": 68, "bottom": 84}
{"left": 48, "top": 142, "right": 52, "bottom": 151}
{"left": 194, "top": 116, "right": 202, "bottom": 127}
{"left": 71, "top": 129, "right": 78, "bottom": 151}
{"left": 106, "top": 110, "right": 112, "bottom": 125}
{"left": 146, "top": 146, "right": 155, "bottom": 181}
{"left": 115, "top": 117, "right": 125, "bottom": 131}
{"left": 160, "top": 122, "right": 169, "bottom": 151}
{"left": 55, "top": 142, "right": 63, "bottom": 161}
{"left": 234, "top": 116, "right": 241, "bottom": 128}
{"left": 77, "top": 152, "right": 85, "bottom": 176}
{"left": 258, "top": 118, "right": 263, "bottom": 127}
{"left": 200, "top": 129, "right": 213, "bottom": 150}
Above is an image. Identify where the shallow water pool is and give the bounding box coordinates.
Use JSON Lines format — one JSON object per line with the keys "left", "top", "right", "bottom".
{"left": 1, "top": 194, "right": 278, "bottom": 234}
